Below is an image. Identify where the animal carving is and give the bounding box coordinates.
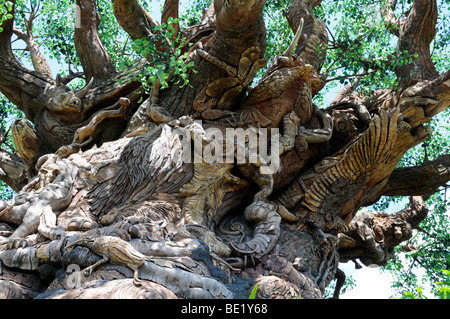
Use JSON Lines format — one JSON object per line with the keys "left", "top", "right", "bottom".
{"left": 36, "top": 76, "right": 94, "bottom": 152}
{"left": 11, "top": 118, "right": 45, "bottom": 178}
{"left": 201, "top": 19, "right": 333, "bottom": 263}
{"left": 195, "top": 46, "right": 268, "bottom": 113}
{"left": 65, "top": 234, "right": 148, "bottom": 286}
{"left": 238, "top": 18, "right": 325, "bottom": 129}
{"left": 294, "top": 108, "right": 400, "bottom": 245}
{"left": 0, "top": 154, "right": 77, "bottom": 249}
{"left": 13, "top": 76, "right": 130, "bottom": 174}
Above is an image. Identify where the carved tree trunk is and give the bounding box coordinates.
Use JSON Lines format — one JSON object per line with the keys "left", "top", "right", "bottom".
{"left": 0, "top": 0, "right": 449, "bottom": 299}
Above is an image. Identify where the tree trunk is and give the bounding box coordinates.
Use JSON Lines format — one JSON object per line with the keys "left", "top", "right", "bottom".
{"left": 0, "top": 0, "right": 449, "bottom": 299}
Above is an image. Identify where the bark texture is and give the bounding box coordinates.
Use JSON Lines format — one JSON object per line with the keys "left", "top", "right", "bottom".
{"left": 0, "top": 0, "right": 449, "bottom": 299}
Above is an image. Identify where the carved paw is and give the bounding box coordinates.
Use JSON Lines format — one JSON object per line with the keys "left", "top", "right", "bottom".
{"left": 55, "top": 145, "right": 79, "bottom": 158}
{"left": 7, "top": 238, "right": 29, "bottom": 250}
{"left": 82, "top": 266, "right": 94, "bottom": 277}
{"left": 229, "top": 242, "right": 261, "bottom": 268}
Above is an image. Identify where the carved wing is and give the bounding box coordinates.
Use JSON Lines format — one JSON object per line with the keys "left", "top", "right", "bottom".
{"left": 88, "top": 125, "right": 193, "bottom": 217}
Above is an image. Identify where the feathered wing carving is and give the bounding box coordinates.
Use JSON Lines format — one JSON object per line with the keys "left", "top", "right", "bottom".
{"left": 88, "top": 125, "right": 193, "bottom": 217}
{"left": 299, "top": 108, "right": 400, "bottom": 230}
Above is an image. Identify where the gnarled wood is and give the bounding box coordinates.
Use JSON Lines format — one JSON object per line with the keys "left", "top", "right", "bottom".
{"left": 0, "top": 0, "right": 449, "bottom": 300}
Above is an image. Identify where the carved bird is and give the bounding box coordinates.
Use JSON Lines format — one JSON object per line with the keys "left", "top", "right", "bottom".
{"left": 65, "top": 234, "right": 147, "bottom": 286}
{"left": 87, "top": 124, "right": 193, "bottom": 218}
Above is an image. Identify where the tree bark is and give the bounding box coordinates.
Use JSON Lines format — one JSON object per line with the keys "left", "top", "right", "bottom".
{"left": 0, "top": 0, "right": 449, "bottom": 300}
{"left": 74, "top": 0, "right": 117, "bottom": 85}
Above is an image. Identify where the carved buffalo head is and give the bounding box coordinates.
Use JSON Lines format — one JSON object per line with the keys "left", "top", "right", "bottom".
{"left": 46, "top": 75, "right": 94, "bottom": 115}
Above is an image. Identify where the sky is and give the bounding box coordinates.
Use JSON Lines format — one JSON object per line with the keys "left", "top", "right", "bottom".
{"left": 340, "top": 263, "right": 395, "bottom": 299}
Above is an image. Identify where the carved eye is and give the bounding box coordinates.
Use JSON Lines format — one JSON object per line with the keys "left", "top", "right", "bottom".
{"left": 93, "top": 241, "right": 101, "bottom": 251}
{"left": 69, "top": 98, "right": 81, "bottom": 107}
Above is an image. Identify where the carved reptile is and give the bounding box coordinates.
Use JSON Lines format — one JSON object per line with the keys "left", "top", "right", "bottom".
{"left": 287, "top": 108, "right": 401, "bottom": 246}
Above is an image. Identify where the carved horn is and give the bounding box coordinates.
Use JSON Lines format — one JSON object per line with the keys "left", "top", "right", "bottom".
{"left": 55, "top": 74, "right": 63, "bottom": 86}
{"left": 283, "top": 18, "right": 304, "bottom": 57}
{"left": 75, "top": 77, "right": 94, "bottom": 99}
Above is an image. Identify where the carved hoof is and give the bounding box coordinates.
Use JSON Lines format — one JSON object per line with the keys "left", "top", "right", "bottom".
{"left": 133, "top": 271, "right": 142, "bottom": 286}
{"left": 7, "top": 238, "right": 28, "bottom": 250}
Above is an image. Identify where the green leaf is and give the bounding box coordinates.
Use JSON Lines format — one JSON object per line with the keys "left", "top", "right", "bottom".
{"left": 249, "top": 285, "right": 258, "bottom": 299}
{"left": 403, "top": 292, "right": 417, "bottom": 299}
{"left": 5, "top": 1, "right": 13, "bottom": 11}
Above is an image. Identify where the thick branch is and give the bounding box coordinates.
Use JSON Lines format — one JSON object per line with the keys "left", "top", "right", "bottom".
{"left": 395, "top": 0, "right": 439, "bottom": 87}
{"left": 286, "top": 0, "right": 328, "bottom": 72}
{"left": 159, "top": 0, "right": 267, "bottom": 117}
{"left": 381, "top": 0, "right": 400, "bottom": 37}
{"left": 380, "top": 155, "right": 450, "bottom": 197}
{"left": 112, "top": 0, "right": 159, "bottom": 41}
{"left": 214, "top": 0, "right": 266, "bottom": 33}
{"left": 75, "top": 0, "right": 117, "bottom": 85}
{"left": 162, "top": 0, "right": 179, "bottom": 39}
{"left": 0, "top": 56, "right": 53, "bottom": 120}
{"left": 0, "top": 0, "right": 54, "bottom": 121}
{"left": 12, "top": 19, "right": 53, "bottom": 78}
{"left": 0, "top": 0, "right": 15, "bottom": 60}
{"left": 339, "top": 196, "right": 428, "bottom": 266}
{"left": 0, "top": 149, "right": 27, "bottom": 192}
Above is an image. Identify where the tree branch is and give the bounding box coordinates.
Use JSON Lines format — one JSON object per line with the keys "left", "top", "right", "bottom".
{"left": 162, "top": 0, "right": 179, "bottom": 39}
{"left": 12, "top": 22, "right": 53, "bottom": 78}
{"left": 395, "top": 0, "right": 439, "bottom": 87}
{"left": 380, "top": 155, "right": 450, "bottom": 197}
{"left": 0, "top": 0, "right": 16, "bottom": 61}
{"left": 159, "top": 0, "right": 267, "bottom": 117}
{"left": 339, "top": 196, "right": 428, "bottom": 266}
{"left": 112, "top": 0, "right": 159, "bottom": 41}
{"left": 214, "top": 0, "right": 266, "bottom": 34}
{"left": 0, "top": 149, "right": 27, "bottom": 192}
{"left": 286, "top": 0, "right": 328, "bottom": 72}
{"left": 75, "top": 0, "right": 117, "bottom": 85}
{"left": 381, "top": 0, "right": 400, "bottom": 37}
